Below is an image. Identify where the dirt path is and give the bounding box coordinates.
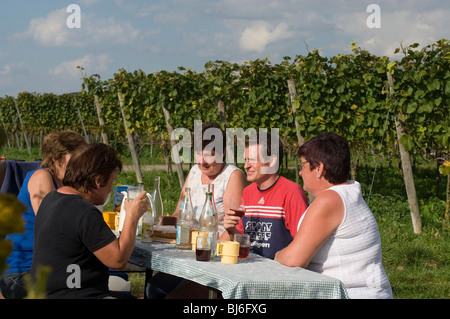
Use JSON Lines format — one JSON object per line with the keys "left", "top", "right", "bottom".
{"left": 123, "top": 163, "right": 298, "bottom": 172}
{"left": 122, "top": 164, "right": 190, "bottom": 172}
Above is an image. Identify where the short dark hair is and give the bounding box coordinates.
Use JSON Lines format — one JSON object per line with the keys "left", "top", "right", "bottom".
{"left": 245, "top": 130, "right": 284, "bottom": 173}
{"left": 63, "top": 143, "right": 122, "bottom": 192}
{"left": 298, "top": 132, "right": 350, "bottom": 184}
{"left": 194, "top": 122, "right": 226, "bottom": 156}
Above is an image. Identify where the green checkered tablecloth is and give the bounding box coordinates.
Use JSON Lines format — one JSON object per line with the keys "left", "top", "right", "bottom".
{"left": 144, "top": 245, "right": 348, "bottom": 299}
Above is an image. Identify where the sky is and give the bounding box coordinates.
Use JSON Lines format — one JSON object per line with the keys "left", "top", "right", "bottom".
{"left": 0, "top": 0, "right": 449, "bottom": 97}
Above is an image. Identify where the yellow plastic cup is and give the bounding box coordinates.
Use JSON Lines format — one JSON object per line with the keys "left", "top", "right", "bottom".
{"left": 103, "top": 212, "right": 117, "bottom": 229}
{"left": 216, "top": 241, "right": 240, "bottom": 264}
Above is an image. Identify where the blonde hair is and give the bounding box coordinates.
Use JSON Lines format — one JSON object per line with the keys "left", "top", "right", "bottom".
{"left": 40, "top": 131, "right": 87, "bottom": 175}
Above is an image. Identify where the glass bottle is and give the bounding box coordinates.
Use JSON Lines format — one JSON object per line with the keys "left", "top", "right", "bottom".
{"left": 136, "top": 183, "right": 145, "bottom": 236}
{"left": 198, "top": 184, "right": 218, "bottom": 257}
{"left": 176, "top": 187, "right": 194, "bottom": 249}
{"left": 151, "top": 176, "right": 164, "bottom": 225}
{"left": 141, "top": 193, "right": 155, "bottom": 243}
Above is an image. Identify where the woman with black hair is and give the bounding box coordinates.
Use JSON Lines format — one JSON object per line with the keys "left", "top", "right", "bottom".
{"left": 275, "top": 132, "right": 392, "bottom": 299}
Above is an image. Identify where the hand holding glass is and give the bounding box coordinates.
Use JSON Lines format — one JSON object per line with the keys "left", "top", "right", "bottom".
{"left": 230, "top": 198, "right": 245, "bottom": 218}
{"left": 127, "top": 185, "right": 144, "bottom": 201}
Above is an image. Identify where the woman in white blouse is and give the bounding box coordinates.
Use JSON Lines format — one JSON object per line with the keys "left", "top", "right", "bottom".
{"left": 173, "top": 122, "right": 246, "bottom": 236}
{"left": 275, "top": 132, "right": 392, "bottom": 299}
{"left": 147, "top": 123, "right": 245, "bottom": 299}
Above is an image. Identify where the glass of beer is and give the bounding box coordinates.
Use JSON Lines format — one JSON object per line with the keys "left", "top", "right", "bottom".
{"left": 196, "top": 232, "right": 211, "bottom": 262}
{"left": 234, "top": 233, "right": 250, "bottom": 259}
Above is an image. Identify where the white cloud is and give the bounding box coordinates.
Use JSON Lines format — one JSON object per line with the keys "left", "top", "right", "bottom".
{"left": 200, "top": 0, "right": 449, "bottom": 58}
{"left": 85, "top": 17, "right": 141, "bottom": 44}
{"left": 3, "top": 0, "right": 449, "bottom": 97}
{"left": 16, "top": 8, "right": 70, "bottom": 47}
{"left": 80, "top": 0, "right": 103, "bottom": 5}
{"left": 50, "top": 54, "right": 113, "bottom": 78}
{"left": 331, "top": 8, "right": 449, "bottom": 58}
{"left": 0, "top": 65, "right": 12, "bottom": 76}
{"left": 0, "top": 62, "right": 33, "bottom": 92}
{"left": 16, "top": 8, "right": 146, "bottom": 47}
{"left": 240, "top": 22, "right": 293, "bottom": 53}
{"left": 0, "top": 62, "right": 30, "bottom": 76}
{"left": 0, "top": 49, "right": 8, "bottom": 59}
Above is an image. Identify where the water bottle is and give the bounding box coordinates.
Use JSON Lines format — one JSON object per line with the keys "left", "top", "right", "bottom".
{"left": 176, "top": 187, "right": 194, "bottom": 249}
{"left": 198, "top": 184, "right": 218, "bottom": 257}
{"left": 151, "top": 176, "right": 164, "bottom": 225}
{"left": 141, "top": 193, "right": 155, "bottom": 243}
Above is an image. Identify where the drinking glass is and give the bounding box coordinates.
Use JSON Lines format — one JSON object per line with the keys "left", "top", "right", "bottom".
{"left": 234, "top": 233, "right": 250, "bottom": 259}
{"left": 196, "top": 233, "right": 211, "bottom": 262}
{"left": 127, "top": 184, "right": 144, "bottom": 201}
{"left": 230, "top": 197, "right": 246, "bottom": 218}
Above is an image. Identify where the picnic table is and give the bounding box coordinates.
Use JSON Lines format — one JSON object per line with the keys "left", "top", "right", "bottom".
{"left": 129, "top": 240, "right": 349, "bottom": 299}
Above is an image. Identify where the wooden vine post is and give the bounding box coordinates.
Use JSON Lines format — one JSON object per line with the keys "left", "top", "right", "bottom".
{"left": 94, "top": 94, "right": 109, "bottom": 145}
{"left": 387, "top": 72, "right": 422, "bottom": 234}
{"left": 117, "top": 92, "right": 143, "bottom": 184}
{"left": 287, "top": 78, "right": 305, "bottom": 184}
{"left": 162, "top": 104, "right": 185, "bottom": 188}
{"left": 14, "top": 101, "right": 31, "bottom": 156}
{"left": 74, "top": 96, "right": 89, "bottom": 143}
{"left": 287, "top": 79, "right": 305, "bottom": 147}
{"left": 446, "top": 169, "right": 450, "bottom": 221}
{"left": 217, "top": 99, "right": 228, "bottom": 127}
{"left": 440, "top": 160, "right": 450, "bottom": 220}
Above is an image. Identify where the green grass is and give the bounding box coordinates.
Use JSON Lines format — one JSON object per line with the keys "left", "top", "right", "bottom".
{"left": 368, "top": 194, "right": 449, "bottom": 299}
{"left": 3, "top": 145, "right": 449, "bottom": 299}
{"left": 1, "top": 146, "right": 42, "bottom": 161}
{"left": 1, "top": 144, "right": 167, "bottom": 166}
{"left": 128, "top": 273, "right": 146, "bottom": 299}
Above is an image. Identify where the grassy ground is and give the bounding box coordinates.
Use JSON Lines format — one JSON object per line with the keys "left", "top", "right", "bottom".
{"left": 3, "top": 146, "right": 449, "bottom": 299}
{"left": 128, "top": 273, "right": 146, "bottom": 299}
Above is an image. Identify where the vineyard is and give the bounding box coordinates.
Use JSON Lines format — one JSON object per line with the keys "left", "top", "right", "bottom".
{"left": 1, "top": 39, "right": 449, "bottom": 234}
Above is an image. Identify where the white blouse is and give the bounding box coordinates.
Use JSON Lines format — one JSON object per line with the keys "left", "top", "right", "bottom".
{"left": 297, "top": 181, "right": 393, "bottom": 299}
{"left": 186, "top": 163, "right": 241, "bottom": 236}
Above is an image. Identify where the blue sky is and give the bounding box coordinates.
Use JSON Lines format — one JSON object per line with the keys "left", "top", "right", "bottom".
{"left": 0, "top": 0, "right": 448, "bottom": 96}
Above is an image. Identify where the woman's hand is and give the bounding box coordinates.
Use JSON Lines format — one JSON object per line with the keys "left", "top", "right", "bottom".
{"left": 124, "top": 191, "right": 149, "bottom": 221}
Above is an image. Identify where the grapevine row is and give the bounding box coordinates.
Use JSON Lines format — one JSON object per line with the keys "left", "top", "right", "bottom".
{"left": 0, "top": 39, "right": 449, "bottom": 229}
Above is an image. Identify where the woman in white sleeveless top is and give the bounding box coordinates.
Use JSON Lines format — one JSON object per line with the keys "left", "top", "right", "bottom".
{"left": 147, "top": 123, "right": 245, "bottom": 299}
{"left": 172, "top": 123, "right": 246, "bottom": 236}
{"left": 184, "top": 164, "right": 242, "bottom": 235}
{"left": 275, "top": 133, "right": 392, "bottom": 299}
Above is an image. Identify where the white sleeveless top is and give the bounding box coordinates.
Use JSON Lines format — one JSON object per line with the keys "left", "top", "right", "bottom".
{"left": 297, "top": 181, "right": 393, "bottom": 299}
{"left": 187, "top": 164, "right": 241, "bottom": 236}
